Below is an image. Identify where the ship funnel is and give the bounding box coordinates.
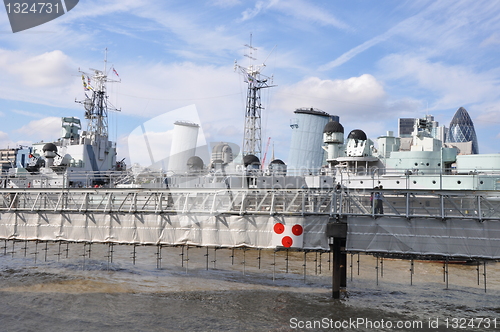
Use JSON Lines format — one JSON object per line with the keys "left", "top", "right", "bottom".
{"left": 168, "top": 121, "right": 200, "bottom": 173}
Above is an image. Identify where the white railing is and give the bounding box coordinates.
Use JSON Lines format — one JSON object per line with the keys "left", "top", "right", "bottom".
{"left": 1, "top": 187, "right": 499, "bottom": 221}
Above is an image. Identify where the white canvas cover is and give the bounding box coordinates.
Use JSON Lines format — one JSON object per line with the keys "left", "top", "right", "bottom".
{"left": 0, "top": 212, "right": 330, "bottom": 250}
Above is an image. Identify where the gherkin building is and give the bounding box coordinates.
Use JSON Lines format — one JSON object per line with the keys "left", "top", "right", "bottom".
{"left": 446, "top": 107, "right": 479, "bottom": 154}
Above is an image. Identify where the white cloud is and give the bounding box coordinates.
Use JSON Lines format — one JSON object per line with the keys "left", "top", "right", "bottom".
{"left": 254, "top": 74, "right": 400, "bottom": 157}
{"left": 480, "top": 33, "right": 500, "bottom": 47}
{"left": 385, "top": 98, "right": 423, "bottom": 118}
{"left": 0, "top": 131, "right": 33, "bottom": 150}
{"left": 319, "top": 33, "right": 393, "bottom": 71}
{"left": 57, "top": 0, "right": 144, "bottom": 22}
{"left": 12, "top": 109, "right": 46, "bottom": 118}
{"left": 124, "top": 2, "right": 241, "bottom": 59}
{"left": 268, "top": 0, "right": 349, "bottom": 29}
{"left": 240, "top": 1, "right": 266, "bottom": 21}
{"left": 378, "top": 54, "right": 500, "bottom": 110}
{"left": 239, "top": 0, "right": 348, "bottom": 30}
{"left": 14, "top": 117, "right": 61, "bottom": 141}
{"left": 210, "top": 0, "right": 242, "bottom": 8}
{"left": 0, "top": 131, "right": 15, "bottom": 149}
{"left": 275, "top": 74, "right": 388, "bottom": 120}
{"left": 0, "top": 49, "right": 79, "bottom": 109}
{"left": 4, "top": 50, "right": 73, "bottom": 88}
{"left": 476, "top": 108, "right": 500, "bottom": 127}
{"left": 318, "top": 7, "right": 427, "bottom": 72}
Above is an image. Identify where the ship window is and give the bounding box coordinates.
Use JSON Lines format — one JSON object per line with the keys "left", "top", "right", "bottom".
{"left": 432, "top": 180, "right": 436, "bottom": 184}
{"left": 360, "top": 181, "right": 363, "bottom": 184}
{"left": 457, "top": 181, "right": 461, "bottom": 184}
{"left": 437, "top": 163, "right": 441, "bottom": 166}
{"left": 480, "top": 181, "right": 484, "bottom": 185}
{"left": 426, "top": 163, "right": 429, "bottom": 166}
{"left": 413, "top": 181, "right": 417, "bottom": 184}
{"left": 414, "top": 163, "right": 418, "bottom": 166}
{"left": 396, "top": 181, "right": 400, "bottom": 184}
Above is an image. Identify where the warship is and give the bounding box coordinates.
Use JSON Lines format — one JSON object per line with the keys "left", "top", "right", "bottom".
{"left": 0, "top": 51, "right": 499, "bottom": 270}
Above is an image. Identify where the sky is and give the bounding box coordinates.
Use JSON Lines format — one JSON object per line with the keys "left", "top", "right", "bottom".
{"left": 1, "top": 0, "right": 500, "bottom": 168}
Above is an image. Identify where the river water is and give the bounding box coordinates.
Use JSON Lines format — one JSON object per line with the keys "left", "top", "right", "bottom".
{"left": 1, "top": 242, "right": 499, "bottom": 331}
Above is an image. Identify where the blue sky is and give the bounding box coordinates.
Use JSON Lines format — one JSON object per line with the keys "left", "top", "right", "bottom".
{"left": 1, "top": 0, "right": 500, "bottom": 167}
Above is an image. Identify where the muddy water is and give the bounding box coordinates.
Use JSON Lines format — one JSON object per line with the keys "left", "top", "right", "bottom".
{"left": 1, "top": 242, "right": 500, "bottom": 331}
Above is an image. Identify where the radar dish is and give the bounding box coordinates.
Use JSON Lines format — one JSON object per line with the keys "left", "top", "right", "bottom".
{"left": 348, "top": 129, "right": 367, "bottom": 141}
{"left": 243, "top": 154, "right": 260, "bottom": 166}
{"left": 323, "top": 121, "right": 344, "bottom": 134}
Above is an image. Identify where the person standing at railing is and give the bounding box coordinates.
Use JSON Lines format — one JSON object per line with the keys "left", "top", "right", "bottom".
{"left": 374, "top": 186, "right": 384, "bottom": 214}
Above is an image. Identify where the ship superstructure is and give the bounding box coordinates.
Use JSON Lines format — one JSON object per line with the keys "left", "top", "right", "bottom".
{"left": 162, "top": 106, "right": 500, "bottom": 193}
{"left": 4, "top": 55, "right": 125, "bottom": 188}
{"left": 322, "top": 110, "right": 500, "bottom": 191}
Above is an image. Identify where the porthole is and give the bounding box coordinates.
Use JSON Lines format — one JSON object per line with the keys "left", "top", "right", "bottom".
{"left": 426, "top": 163, "right": 429, "bottom": 166}
{"left": 480, "top": 181, "right": 484, "bottom": 185}
{"left": 413, "top": 181, "right": 417, "bottom": 184}
{"left": 457, "top": 180, "right": 461, "bottom": 184}
{"left": 360, "top": 181, "right": 363, "bottom": 184}
{"left": 396, "top": 181, "right": 400, "bottom": 184}
{"left": 432, "top": 180, "right": 436, "bottom": 184}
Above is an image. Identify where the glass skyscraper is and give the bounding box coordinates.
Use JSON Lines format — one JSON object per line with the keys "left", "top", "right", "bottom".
{"left": 446, "top": 107, "right": 479, "bottom": 154}
{"left": 398, "top": 118, "right": 416, "bottom": 137}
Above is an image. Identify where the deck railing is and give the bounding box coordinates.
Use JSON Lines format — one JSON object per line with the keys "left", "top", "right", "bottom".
{"left": 1, "top": 187, "right": 499, "bottom": 221}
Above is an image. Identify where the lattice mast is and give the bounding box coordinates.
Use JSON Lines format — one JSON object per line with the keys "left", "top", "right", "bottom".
{"left": 235, "top": 36, "right": 275, "bottom": 159}
{"left": 77, "top": 49, "right": 120, "bottom": 144}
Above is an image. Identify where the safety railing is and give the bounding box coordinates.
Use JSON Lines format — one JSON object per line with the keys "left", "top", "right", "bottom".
{"left": 1, "top": 187, "right": 500, "bottom": 221}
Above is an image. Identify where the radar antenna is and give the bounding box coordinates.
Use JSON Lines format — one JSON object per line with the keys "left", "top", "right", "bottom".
{"left": 234, "top": 34, "right": 276, "bottom": 159}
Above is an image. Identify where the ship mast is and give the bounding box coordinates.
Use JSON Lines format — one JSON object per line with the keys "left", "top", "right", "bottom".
{"left": 77, "top": 49, "right": 120, "bottom": 144}
{"left": 235, "top": 35, "right": 275, "bottom": 159}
